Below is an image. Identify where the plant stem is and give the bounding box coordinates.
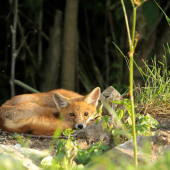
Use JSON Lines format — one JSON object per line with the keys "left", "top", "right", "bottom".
{"left": 120, "top": 0, "right": 138, "bottom": 166}
{"left": 129, "top": 48, "right": 138, "bottom": 166}
{"left": 14, "top": 79, "right": 40, "bottom": 93}
{"left": 131, "top": 7, "right": 136, "bottom": 45}
{"left": 120, "top": 0, "right": 132, "bottom": 48}
{"left": 10, "top": 0, "right": 18, "bottom": 97}
{"left": 130, "top": 5, "right": 138, "bottom": 167}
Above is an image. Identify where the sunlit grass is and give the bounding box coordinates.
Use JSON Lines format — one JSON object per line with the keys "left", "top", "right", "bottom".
{"left": 135, "top": 51, "right": 170, "bottom": 116}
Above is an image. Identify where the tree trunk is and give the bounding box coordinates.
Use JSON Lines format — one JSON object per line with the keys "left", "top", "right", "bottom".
{"left": 61, "top": 0, "right": 79, "bottom": 90}
{"left": 41, "top": 10, "right": 62, "bottom": 92}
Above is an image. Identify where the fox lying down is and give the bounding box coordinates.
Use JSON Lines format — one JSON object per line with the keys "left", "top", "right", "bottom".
{"left": 0, "top": 87, "right": 100, "bottom": 135}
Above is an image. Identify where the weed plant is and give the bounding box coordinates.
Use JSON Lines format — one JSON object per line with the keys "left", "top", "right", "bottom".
{"left": 41, "top": 128, "right": 109, "bottom": 170}
{"left": 135, "top": 54, "right": 170, "bottom": 115}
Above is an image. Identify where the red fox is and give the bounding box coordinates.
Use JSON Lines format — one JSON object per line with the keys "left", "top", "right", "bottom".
{"left": 0, "top": 87, "right": 100, "bottom": 135}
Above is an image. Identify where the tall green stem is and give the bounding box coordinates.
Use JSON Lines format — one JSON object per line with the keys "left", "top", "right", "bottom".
{"left": 129, "top": 44, "right": 138, "bottom": 166}
{"left": 120, "top": 0, "right": 138, "bottom": 166}
{"left": 132, "top": 7, "right": 136, "bottom": 45}
{"left": 120, "top": 0, "right": 132, "bottom": 48}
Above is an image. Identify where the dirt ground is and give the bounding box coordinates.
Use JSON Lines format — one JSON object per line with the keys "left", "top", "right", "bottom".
{"left": 155, "top": 116, "right": 170, "bottom": 131}
{"left": 0, "top": 115, "right": 170, "bottom": 151}
{"left": 0, "top": 130, "right": 53, "bottom": 150}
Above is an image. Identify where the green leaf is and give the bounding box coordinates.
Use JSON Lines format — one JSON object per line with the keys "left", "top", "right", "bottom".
{"left": 134, "top": 113, "right": 158, "bottom": 136}
{"left": 52, "top": 128, "right": 62, "bottom": 140}
{"left": 154, "top": 0, "right": 170, "bottom": 26}
{"left": 41, "top": 156, "right": 54, "bottom": 166}
{"left": 124, "top": 99, "right": 132, "bottom": 116}
{"left": 127, "top": 117, "right": 132, "bottom": 125}
{"left": 95, "top": 117, "right": 101, "bottom": 125}
{"left": 56, "top": 139, "right": 67, "bottom": 151}
{"left": 103, "top": 115, "right": 109, "bottom": 124}
{"left": 92, "top": 149, "right": 103, "bottom": 157}
{"left": 56, "top": 150, "right": 66, "bottom": 162}
{"left": 111, "top": 100, "right": 124, "bottom": 105}
{"left": 97, "top": 106, "right": 103, "bottom": 115}
{"left": 116, "top": 108, "right": 124, "bottom": 120}
{"left": 100, "top": 144, "right": 110, "bottom": 150}
{"left": 63, "top": 128, "right": 75, "bottom": 138}
{"left": 76, "top": 150, "right": 89, "bottom": 164}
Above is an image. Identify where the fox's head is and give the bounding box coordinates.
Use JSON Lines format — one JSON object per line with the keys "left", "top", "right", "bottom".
{"left": 53, "top": 87, "right": 101, "bottom": 129}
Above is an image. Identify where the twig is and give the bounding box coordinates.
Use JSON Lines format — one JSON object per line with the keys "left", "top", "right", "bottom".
{"left": 10, "top": 0, "right": 18, "bottom": 97}
{"left": 1, "top": 130, "right": 77, "bottom": 139}
{"left": 17, "top": 16, "right": 38, "bottom": 69}
{"left": 14, "top": 79, "right": 40, "bottom": 93}
{"left": 22, "top": 134, "right": 66, "bottom": 139}
{"left": 18, "top": 10, "right": 49, "bottom": 42}
{"left": 25, "top": 43, "right": 38, "bottom": 69}
{"left": 22, "top": 133, "right": 77, "bottom": 139}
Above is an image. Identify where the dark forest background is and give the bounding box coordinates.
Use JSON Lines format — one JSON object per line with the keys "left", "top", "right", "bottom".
{"left": 0, "top": 0, "right": 170, "bottom": 105}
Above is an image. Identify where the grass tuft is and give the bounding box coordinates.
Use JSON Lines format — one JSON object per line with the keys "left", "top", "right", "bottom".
{"left": 135, "top": 49, "right": 170, "bottom": 116}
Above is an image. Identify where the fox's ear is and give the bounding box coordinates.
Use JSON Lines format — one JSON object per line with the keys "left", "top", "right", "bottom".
{"left": 53, "top": 92, "right": 70, "bottom": 109}
{"left": 84, "top": 87, "right": 101, "bottom": 106}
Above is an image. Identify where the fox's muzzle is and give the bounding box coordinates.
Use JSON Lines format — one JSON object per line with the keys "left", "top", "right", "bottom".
{"left": 75, "top": 123, "right": 86, "bottom": 129}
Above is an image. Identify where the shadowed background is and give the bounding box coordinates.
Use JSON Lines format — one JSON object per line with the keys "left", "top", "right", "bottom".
{"left": 0, "top": 0, "right": 170, "bottom": 105}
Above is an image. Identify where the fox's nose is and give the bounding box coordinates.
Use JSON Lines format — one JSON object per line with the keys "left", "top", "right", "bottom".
{"left": 77, "top": 124, "right": 83, "bottom": 129}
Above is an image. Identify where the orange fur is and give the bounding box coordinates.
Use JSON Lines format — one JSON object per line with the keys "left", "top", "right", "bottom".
{"left": 0, "top": 88, "right": 100, "bottom": 135}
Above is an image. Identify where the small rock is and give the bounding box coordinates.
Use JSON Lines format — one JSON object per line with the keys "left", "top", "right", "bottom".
{"left": 15, "top": 144, "right": 21, "bottom": 147}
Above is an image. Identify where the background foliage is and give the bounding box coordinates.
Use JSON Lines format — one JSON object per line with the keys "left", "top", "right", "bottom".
{"left": 0, "top": 0, "right": 170, "bottom": 105}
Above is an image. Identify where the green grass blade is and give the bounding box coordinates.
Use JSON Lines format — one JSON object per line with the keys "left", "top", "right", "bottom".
{"left": 154, "top": 0, "right": 170, "bottom": 26}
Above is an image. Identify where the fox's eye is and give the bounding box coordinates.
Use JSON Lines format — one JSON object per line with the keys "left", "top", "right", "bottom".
{"left": 84, "top": 112, "right": 88, "bottom": 116}
{"left": 70, "top": 113, "right": 75, "bottom": 116}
